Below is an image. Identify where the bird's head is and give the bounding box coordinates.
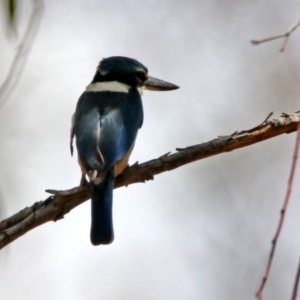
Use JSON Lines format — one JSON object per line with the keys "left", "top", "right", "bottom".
{"left": 91, "top": 56, "right": 179, "bottom": 92}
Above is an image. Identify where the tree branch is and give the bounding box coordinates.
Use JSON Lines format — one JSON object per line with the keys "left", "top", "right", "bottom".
{"left": 0, "top": 111, "right": 300, "bottom": 249}
{"left": 256, "top": 119, "right": 300, "bottom": 299}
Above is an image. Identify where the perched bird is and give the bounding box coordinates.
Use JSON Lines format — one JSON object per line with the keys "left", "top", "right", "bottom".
{"left": 71, "top": 56, "right": 179, "bottom": 245}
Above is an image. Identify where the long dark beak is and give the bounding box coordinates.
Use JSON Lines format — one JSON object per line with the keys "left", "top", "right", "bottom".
{"left": 144, "top": 76, "right": 179, "bottom": 91}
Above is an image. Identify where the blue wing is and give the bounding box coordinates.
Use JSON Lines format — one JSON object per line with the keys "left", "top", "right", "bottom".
{"left": 74, "top": 90, "right": 143, "bottom": 174}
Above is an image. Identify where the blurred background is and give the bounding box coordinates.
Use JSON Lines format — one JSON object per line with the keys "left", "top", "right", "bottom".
{"left": 1, "top": 0, "right": 300, "bottom": 299}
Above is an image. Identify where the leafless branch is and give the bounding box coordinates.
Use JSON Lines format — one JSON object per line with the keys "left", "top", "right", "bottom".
{"left": 292, "top": 256, "right": 300, "bottom": 300}
{"left": 256, "top": 120, "right": 300, "bottom": 299}
{"left": 251, "top": 20, "right": 300, "bottom": 52}
{"left": 0, "top": 111, "right": 300, "bottom": 249}
{"left": 0, "top": 0, "right": 43, "bottom": 106}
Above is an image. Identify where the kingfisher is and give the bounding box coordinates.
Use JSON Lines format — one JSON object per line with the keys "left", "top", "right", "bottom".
{"left": 71, "top": 56, "right": 179, "bottom": 246}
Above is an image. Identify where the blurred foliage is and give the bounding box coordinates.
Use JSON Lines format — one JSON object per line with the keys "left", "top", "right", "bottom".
{"left": 2, "top": 0, "right": 19, "bottom": 37}
{"left": 6, "top": 0, "right": 17, "bottom": 26}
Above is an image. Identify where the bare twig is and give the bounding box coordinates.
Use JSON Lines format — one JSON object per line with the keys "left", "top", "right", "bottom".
{"left": 256, "top": 120, "right": 300, "bottom": 299}
{"left": 0, "top": 111, "right": 300, "bottom": 249}
{"left": 292, "top": 256, "right": 300, "bottom": 300}
{"left": 0, "top": 0, "right": 44, "bottom": 106}
{"left": 251, "top": 20, "right": 300, "bottom": 52}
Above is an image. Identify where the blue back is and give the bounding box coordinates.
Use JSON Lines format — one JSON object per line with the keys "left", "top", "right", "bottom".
{"left": 74, "top": 88, "right": 143, "bottom": 173}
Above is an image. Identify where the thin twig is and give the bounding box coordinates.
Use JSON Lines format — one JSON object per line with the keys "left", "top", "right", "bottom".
{"left": 0, "top": 111, "right": 299, "bottom": 249}
{"left": 291, "top": 256, "right": 300, "bottom": 300}
{"left": 0, "top": 0, "right": 43, "bottom": 107}
{"left": 251, "top": 20, "right": 300, "bottom": 52}
{"left": 256, "top": 121, "right": 300, "bottom": 299}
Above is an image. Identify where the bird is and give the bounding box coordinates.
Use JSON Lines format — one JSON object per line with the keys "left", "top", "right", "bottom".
{"left": 70, "top": 56, "right": 179, "bottom": 246}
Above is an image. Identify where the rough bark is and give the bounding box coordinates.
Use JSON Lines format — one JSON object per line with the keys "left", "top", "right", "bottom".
{"left": 0, "top": 111, "right": 299, "bottom": 249}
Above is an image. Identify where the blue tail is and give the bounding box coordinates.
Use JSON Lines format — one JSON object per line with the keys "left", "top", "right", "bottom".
{"left": 90, "top": 168, "right": 115, "bottom": 245}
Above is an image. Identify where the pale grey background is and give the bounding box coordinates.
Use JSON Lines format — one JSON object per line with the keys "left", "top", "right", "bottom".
{"left": 1, "top": 0, "right": 300, "bottom": 299}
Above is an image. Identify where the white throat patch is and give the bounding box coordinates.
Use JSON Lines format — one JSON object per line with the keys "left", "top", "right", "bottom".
{"left": 137, "top": 86, "right": 146, "bottom": 96}
{"left": 86, "top": 81, "right": 131, "bottom": 93}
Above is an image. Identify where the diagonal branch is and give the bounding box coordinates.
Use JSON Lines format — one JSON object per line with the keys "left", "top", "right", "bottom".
{"left": 0, "top": 111, "right": 300, "bottom": 249}
{"left": 256, "top": 119, "right": 300, "bottom": 299}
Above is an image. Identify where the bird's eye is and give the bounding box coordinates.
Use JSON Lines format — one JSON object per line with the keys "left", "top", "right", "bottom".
{"left": 136, "top": 71, "right": 146, "bottom": 81}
